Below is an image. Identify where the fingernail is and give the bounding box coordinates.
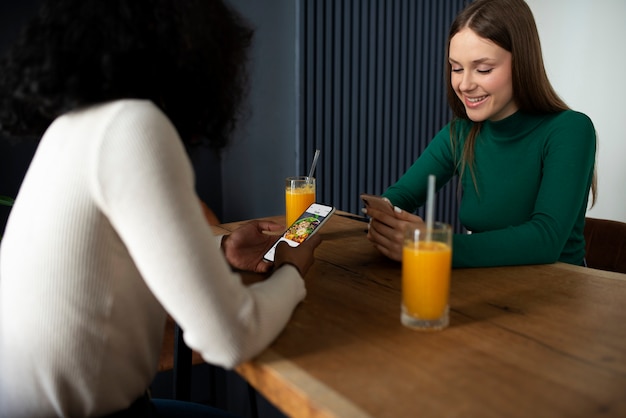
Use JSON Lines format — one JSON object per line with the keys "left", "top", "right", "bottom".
{"left": 394, "top": 206, "right": 402, "bottom": 213}
{"left": 361, "top": 208, "right": 368, "bottom": 214}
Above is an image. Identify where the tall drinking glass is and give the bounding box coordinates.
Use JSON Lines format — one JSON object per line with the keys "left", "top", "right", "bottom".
{"left": 401, "top": 222, "right": 452, "bottom": 331}
{"left": 285, "top": 176, "right": 315, "bottom": 226}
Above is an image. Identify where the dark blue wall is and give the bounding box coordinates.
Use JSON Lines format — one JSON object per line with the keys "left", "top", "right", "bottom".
{"left": 220, "top": 0, "right": 300, "bottom": 222}
{"left": 297, "top": 0, "right": 466, "bottom": 230}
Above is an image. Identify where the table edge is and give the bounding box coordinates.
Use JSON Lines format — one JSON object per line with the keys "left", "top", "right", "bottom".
{"left": 236, "top": 349, "right": 374, "bottom": 418}
{"left": 552, "top": 261, "right": 626, "bottom": 281}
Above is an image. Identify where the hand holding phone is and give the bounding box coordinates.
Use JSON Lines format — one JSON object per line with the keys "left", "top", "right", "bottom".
{"left": 273, "top": 233, "right": 322, "bottom": 277}
{"left": 360, "top": 193, "right": 394, "bottom": 216}
{"left": 263, "top": 203, "right": 335, "bottom": 262}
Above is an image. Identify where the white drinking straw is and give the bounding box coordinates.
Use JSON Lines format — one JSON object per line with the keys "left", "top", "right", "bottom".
{"left": 425, "top": 174, "right": 436, "bottom": 240}
{"left": 307, "top": 149, "right": 320, "bottom": 181}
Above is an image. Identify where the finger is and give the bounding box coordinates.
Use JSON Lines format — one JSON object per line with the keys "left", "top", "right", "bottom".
{"left": 392, "top": 207, "right": 424, "bottom": 223}
{"left": 255, "top": 260, "right": 273, "bottom": 273}
{"left": 375, "top": 243, "right": 402, "bottom": 262}
{"left": 261, "top": 230, "right": 284, "bottom": 236}
{"left": 362, "top": 207, "right": 386, "bottom": 226}
{"left": 369, "top": 221, "right": 395, "bottom": 249}
{"left": 370, "top": 218, "right": 396, "bottom": 240}
{"left": 255, "top": 220, "right": 285, "bottom": 232}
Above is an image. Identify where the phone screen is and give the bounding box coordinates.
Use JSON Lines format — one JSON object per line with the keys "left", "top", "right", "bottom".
{"left": 263, "top": 203, "right": 335, "bottom": 262}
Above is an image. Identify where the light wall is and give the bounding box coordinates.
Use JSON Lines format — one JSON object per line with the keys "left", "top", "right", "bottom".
{"left": 526, "top": 0, "right": 626, "bottom": 223}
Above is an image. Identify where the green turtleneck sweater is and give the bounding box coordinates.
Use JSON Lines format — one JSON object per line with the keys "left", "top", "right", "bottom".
{"left": 383, "top": 110, "right": 596, "bottom": 268}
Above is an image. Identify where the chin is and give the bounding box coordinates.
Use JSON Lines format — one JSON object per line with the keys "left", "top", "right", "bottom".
{"left": 464, "top": 110, "right": 488, "bottom": 123}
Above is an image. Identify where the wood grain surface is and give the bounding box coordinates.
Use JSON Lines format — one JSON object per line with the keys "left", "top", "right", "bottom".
{"left": 216, "top": 213, "right": 626, "bottom": 418}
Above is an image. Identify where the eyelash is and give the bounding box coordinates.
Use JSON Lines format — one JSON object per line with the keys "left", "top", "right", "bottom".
{"left": 451, "top": 68, "right": 493, "bottom": 74}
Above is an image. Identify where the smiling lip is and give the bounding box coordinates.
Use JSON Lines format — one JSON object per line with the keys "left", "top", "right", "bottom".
{"left": 464, "top": 95, "right": 488, "bottom": 108}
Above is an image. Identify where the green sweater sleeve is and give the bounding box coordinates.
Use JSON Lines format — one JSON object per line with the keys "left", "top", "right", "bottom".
{"left": 384, "top": 111, "right": 596, "bottom": 268}
{"left": 383, "top": 125, "right": 458, "bottom": 211}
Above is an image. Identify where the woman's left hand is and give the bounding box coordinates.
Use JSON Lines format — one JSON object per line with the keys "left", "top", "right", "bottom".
{"left": 364, "top": 205, "right": 424, "bottom": 262}
{"left": 222, "top": 220, "right": 285, "bottom": 273}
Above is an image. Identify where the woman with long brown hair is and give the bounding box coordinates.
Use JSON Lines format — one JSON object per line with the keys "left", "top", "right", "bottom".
{"left": 365, "top": 0, "right": 596, "bottom": 268}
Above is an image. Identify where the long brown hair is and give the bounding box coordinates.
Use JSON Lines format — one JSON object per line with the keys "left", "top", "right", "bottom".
{"left": 445, "top": 0, "right": 596, "bottom": 203}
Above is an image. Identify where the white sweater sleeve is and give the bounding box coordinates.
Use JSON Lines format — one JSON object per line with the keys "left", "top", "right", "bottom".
{"left": 91, "top": 102, "right": 305, "bottom": 368}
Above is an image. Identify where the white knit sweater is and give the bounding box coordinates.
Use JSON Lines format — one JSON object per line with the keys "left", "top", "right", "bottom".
{"left": 0, "top": 100, "right": 305, "bottom": 417}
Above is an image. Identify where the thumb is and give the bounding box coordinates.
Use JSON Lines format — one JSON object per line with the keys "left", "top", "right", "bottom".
{"left": 299, "top": 233, "right": 322, "bottom": 250}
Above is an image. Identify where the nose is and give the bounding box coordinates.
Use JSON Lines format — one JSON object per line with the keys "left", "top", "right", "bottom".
{"left": 458, "top": 71, "right": 475, "bottom": 92}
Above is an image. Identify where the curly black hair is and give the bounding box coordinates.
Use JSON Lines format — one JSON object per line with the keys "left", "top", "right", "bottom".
{"left": 0, "top": 0, "right": 253, "bottom": 149}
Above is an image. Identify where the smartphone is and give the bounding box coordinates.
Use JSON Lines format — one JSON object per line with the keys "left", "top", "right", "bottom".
{"left": 263, "top": 203, "right": 336, "bottom": 262}
{"left": 360, "top": 193, "right": 394, "bottom": 215}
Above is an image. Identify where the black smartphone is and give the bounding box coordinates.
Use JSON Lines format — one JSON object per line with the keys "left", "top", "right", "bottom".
{"left": 360, "top": 193, "right": 394, "bottom": 215}
{"left": 263, "top": 203, "right": 336, "bottom": 262}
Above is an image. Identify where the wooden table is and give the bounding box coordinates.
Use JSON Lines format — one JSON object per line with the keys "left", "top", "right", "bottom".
{"left": 214, "top": 213, "right": 626, "bottom": 418}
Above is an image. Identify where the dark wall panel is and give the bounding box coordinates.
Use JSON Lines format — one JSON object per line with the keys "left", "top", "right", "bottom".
{"left": 299, "top": 0, "right": 466, "bottom": 231}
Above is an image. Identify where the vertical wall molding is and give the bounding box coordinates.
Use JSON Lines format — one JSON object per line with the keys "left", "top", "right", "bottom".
{"left": 299, "top": 0, "right": 466, "bottom": 231}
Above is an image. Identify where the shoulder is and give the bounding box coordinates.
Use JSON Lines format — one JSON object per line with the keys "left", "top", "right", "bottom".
{"left": 535, "top": 110, "right": 596, "bottom": 148}
{"left": 546, "top": 110, "right": 595, "bottom": 132}
{"left": 95, "top": 99, "right": 174, "bottom": 131}
{"left": 83, "top": 99, "right": 181, "bottom": 152}
{"left": 86, "top": 100, "right": 192, "bottom": 206}
{"left": 539, "top": 110, "right": 596, "bottom": 157}
{"left": 57, "top": 99, "right": 175, "bottom": 138}
{"left": 73, "top": 99, "right": 187, "bottom": 173}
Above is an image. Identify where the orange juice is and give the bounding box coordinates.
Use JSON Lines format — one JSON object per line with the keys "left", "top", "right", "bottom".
{"left": 402, "top": 241, "right": 452, "bottom": 320}
{"left": 285, "top": 177, "right": 315, "bottom": 226}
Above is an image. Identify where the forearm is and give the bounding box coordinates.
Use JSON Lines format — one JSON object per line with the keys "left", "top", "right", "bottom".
{"left": 452, "top": 221, "right": 565, "bottom": 268}
{"left": 384, "top": 131, "right": 456, "bottom": 211}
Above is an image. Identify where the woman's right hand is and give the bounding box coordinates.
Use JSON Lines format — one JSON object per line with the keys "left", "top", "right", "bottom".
{"left": 273, "top": 234, "right": 322, "bottom": 277}
{"left": 364, "top": 205, "right": 424, "bottom": 262}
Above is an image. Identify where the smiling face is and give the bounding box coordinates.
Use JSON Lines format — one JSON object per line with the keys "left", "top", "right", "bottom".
{"left": 449, "top": 27, "right": 518, "bottom": 122}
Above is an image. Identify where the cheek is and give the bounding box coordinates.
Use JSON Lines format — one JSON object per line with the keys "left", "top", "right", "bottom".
{"left": 486, "top": 74, "right": 514, "bottom": 98}
{"left": 450, "top": 75, "right": 462, "bottom": 94}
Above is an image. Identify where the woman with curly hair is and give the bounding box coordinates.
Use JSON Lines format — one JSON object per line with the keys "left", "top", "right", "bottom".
{"left": 0, "top": 1, "right": 320, "bottom": 416}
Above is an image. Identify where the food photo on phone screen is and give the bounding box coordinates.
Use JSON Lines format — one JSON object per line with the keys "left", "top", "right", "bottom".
{"left": 263, "top": 203, "right": 335, "bottom": 262}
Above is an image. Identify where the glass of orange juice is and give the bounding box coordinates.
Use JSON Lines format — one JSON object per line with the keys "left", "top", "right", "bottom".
{"left": 285, "top": 176, "right": 316, "bottom": 226}
{"left": 401, "top": 222, "right": 452, "bottom": 331}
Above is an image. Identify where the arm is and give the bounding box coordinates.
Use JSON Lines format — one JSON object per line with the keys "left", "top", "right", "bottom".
{"left": 383, "top": 125, "right": 457, "bottom": 212}
{"left": 366, "top": 125, "right": 457, "bottom": 261}
{"left": 93, "top": 102, "right": 310, "bottom": 368}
